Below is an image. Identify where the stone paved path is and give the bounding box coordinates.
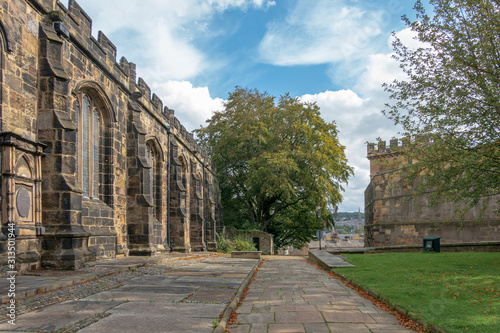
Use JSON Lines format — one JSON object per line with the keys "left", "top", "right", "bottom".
{"left": 228, "top": 256, "right": 416, "bottom": 333}
{"left": 0, "top": 256, "right": 258, "bottom": 333}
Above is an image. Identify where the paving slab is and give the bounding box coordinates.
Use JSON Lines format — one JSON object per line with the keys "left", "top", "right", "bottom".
{"left": 173, "top": 275, "right": 243, "bottom": 288}
{"left": 0, "top": 300, "right": 123, "bottom": 331}
{"left": 79, "top": 303, "right": 226, "bottom": 333}
{"left": 275, "top": 310, "right": 324, "bottom": 323}
{"left": 82, "top": 290, "right": 183, "bottom": 303}
{"left": 304, "top": 323, "right": 331, "bottom": 332}
{"left": 0, "top": 255, "right": 260, "bottom": 333}
{"left": 227, "top": 256, "right": 415, "bottom": 333}
{"left": 0, "top": 252, "right": 216, "bottom": 304}
{"left": 322, "top": 311, "right": 377, "bottom": 323}
{"left": 249, "top": 323, "right": 268, "bottom": 332}
{"left": 328, "top": 322, "right": 372, "bottom": 332}
{"left": 187, "top": 286, "right": 237, "bottom": 303}
{"left": 120, "top": 275, "right": 175, "bottom": 285}
{"left": 113, "top": 284, "right": 198, "bottom": 294}
{"left": 268, "top": 323, "right": 305, "bottom": 332}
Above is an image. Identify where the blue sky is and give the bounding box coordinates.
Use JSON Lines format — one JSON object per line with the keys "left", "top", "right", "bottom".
{"left": 64, "top": 0, "right": 428, "bottom": 212}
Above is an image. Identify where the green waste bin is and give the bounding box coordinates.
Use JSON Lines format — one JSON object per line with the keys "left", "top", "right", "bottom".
{"left": 423, "top": 237, "right": 441, "bottom": 252}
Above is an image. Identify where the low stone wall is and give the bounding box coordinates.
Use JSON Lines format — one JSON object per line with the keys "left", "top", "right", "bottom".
{"left": 365, "top": 219, "right": 500, "bottom": 248}
{"left": 231, "top": 251, "right": 262, "bottom": 259}
{"left": 372, "top": 241, "right": 500, "bottom": 253}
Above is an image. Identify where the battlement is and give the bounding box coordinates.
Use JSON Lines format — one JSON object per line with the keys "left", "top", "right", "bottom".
{"left": 47, "top": 0, "right": 214, "bottom": 169}
{"left": 367, "top": 139, "right": 406, "bottom": 158}
{"left": 51, "top": 1, "right": 171, "bottom": 121}
{"left": 367, "top": 135, "right": 438, "bottom": 159}
{"left": 1, "top": 0, "right": 223, "bottom": 272}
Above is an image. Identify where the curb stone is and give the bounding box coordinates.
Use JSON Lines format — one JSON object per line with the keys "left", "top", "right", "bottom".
{"left": 213, "top": 258, "right": 263, "bottom": 333}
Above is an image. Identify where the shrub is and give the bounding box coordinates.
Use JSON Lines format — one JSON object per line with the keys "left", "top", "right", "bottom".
{"left": 216, "top": 232, "right": 235, "bottom": 254}
{"left": 233, "top": 236, "right": 257, "bottom": 251}
{"left": 216, "top": 233, "right": 257, "bottom": 253}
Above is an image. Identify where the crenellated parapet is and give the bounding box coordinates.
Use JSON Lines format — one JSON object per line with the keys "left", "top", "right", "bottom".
{"left": 367, "top": 138, "right": 409, "bottom": 158}
{"left": 367, "top": 134, "right": 440, "bottom": 159}
{"left": 50, "top": 1, "right": 165, "bottom": 126}
{"left": 0, "top": 0, "right": 223, "bottom": 270}
{"left": 49, "top": 0, "right": 215, "bottom": 169}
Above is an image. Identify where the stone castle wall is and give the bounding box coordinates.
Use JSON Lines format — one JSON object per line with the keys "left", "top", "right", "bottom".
{"left": 364, "top": 139, "right": 500, "bottom": 249}
{"left": 0, "top": 0, "right": 222, "bottom": 273}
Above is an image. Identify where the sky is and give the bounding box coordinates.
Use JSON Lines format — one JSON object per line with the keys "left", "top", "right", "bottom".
{"left": 62, "top": 0, "right": 429, "bottom": 212}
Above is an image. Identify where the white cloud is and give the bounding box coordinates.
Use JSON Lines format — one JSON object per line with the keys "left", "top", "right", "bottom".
{"left": 301, "top": 88, "right": 400, "bottom": 212}
{"left": 151, "top": 81, "right": 225, "bottom": 131}
{"left": 258, "top": 0, "right": 386, "bottom": 66}
{"left": 67, "top": 0, "right": 275, "bottom": 81}
{"left": 61, "top": 0, "right": 273, "bottom": 129}
{"left": 390, "top": 26, "right": 425, "bottom": 51}
{"left": 208, "top": 0, "right": 276, "bottom": 11}
{"left": 354, "top": 53, "right": 404, "bottom": 95}
{"left": 300, "top": 34, "right": 409, "bottom": 211}
{"left": 62, "top": 0, "right": 412, "bottom": 212}
{"left": 299, "top": 27, "right": 423, "bottom": 211}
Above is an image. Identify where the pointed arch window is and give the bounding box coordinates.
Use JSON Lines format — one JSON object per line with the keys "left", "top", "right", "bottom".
{"left": 146, "top": 142, "right": 155, "bottom": 201}
{"left": 75, "top": 93, "right": 101, "bottom": 199}
{"left": 146, "top": 140, "right": 162, "bottom": 220}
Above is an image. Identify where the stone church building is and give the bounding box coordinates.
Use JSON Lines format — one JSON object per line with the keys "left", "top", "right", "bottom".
{"left": 364, "top": 139, "right": 500, "bottom": 251}
{"left": 0, "top": 0, "right": 223, "bottom": 273}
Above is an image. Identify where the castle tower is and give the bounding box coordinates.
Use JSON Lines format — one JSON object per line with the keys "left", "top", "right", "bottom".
{"left": 364, "top": 139, "right": 500, "bottom": 250}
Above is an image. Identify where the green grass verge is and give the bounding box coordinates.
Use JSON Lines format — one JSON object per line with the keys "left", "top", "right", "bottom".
{"left": 335, "top": 252, "right": 500, "bottom": 333}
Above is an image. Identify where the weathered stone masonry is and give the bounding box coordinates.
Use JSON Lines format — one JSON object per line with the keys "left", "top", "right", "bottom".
{"left": 364, "top": 139, "right": 500, "bottom": 250}
{"left": 0, "top": 0, "right": 222, "bottom": 273}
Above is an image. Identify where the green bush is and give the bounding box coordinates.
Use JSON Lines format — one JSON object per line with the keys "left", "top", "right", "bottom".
{"left": 216, "top": 232, "right": 235, "bottom": 254}
{"left": 216, "top": 233, "right": 257, "bottom": 253}
{"left": 233, "top": 236, "right": 257, "bottom": 251}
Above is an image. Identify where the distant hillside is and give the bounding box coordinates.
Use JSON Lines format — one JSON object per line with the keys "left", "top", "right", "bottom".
{"left": 335, "top": 211, "right": 364, "bottom": 220}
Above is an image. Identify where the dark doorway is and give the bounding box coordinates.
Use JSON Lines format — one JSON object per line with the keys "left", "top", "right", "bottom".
{"left": 252, "top": 237, "right": 260, "bottom": 251}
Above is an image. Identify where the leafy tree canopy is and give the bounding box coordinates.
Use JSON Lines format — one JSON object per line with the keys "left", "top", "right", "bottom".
{"left": 383, "top": 0, "right": 500, "bottom": 216}
{"left": 195, "top": 87, "right": 353, "bottom": 248}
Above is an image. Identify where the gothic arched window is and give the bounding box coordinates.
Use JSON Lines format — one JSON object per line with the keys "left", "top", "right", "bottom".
{"left": 146, "top": 142, "right": 155, "bottom": 201}
{"left": 146, "top": 140, "right": 161, "bottom": 220}
{"left": 75, "top": 93, "right": 101, "bottom": 199}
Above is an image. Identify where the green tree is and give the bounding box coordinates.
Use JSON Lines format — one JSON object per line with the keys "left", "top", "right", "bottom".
{"left": 383, "top": 0, "right": 500, "bottom": 216}
{"left": 195, "top": 87, "right": 352, "bottom": 247}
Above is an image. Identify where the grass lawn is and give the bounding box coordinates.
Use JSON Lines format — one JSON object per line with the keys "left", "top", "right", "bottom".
{"left": 335, "top": 252, "right": 500, "bottom": 333}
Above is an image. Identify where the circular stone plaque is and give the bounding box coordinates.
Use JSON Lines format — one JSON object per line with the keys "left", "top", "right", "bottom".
{"left": 16, "top": 188, "right": 31, "bottom": 218}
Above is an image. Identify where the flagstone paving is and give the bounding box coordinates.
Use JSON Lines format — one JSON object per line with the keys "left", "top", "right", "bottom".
{"left": 0, "top": 254, "right": 419, "bottom": 332}
{"left": 0, "top": 255, "right": 258, "bottom": 333}
{"left": 228, "top": 256, "right": 416, "bottom": 333}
